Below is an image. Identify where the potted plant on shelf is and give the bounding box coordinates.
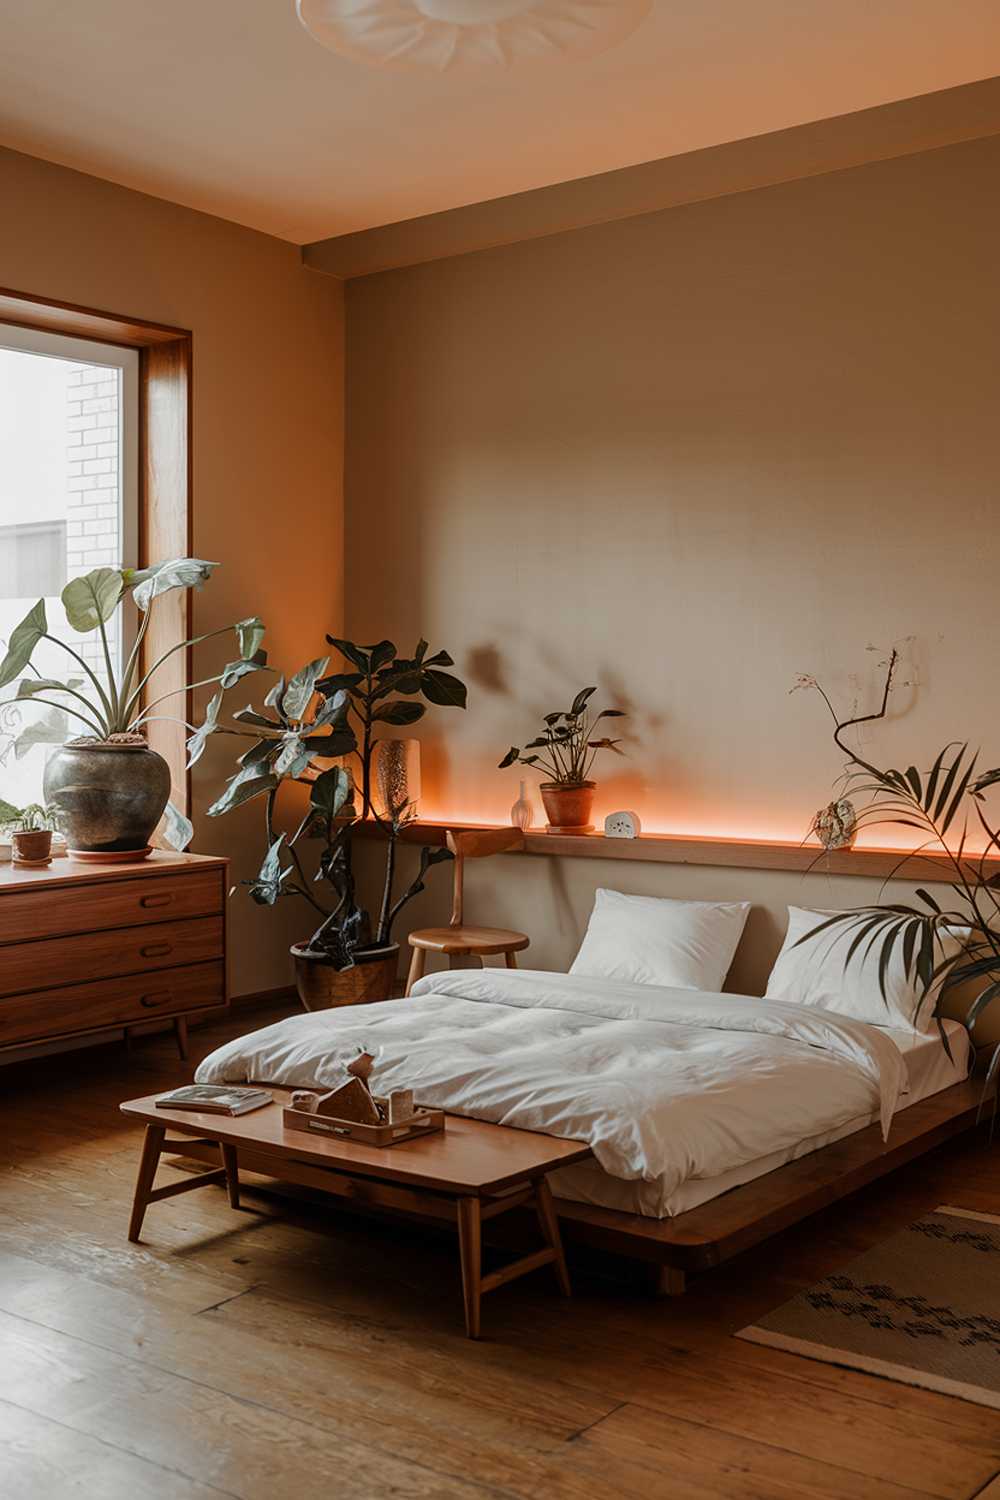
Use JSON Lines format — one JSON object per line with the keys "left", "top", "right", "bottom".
{"left": 0, "top": 802, "right": 61, "bottom": 866}
{"left": 499, "top": 687, "right": 625, "bottom": 833}
{"left": 0, "top": 560, "right": 266, "bottom": 858}
{"left": 205, "top": 636, "right": 466, "bottom": 1009}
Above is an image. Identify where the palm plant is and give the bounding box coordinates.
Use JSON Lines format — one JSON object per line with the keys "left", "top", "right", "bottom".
{"left": 499, "top": 687, "right": 625, "bottom": 784}
{"left": 796, "top": 650, "right": 1000, "bottom": 1098}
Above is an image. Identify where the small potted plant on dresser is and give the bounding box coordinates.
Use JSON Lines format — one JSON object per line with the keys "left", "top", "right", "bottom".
{"left": 0, "top": 559, "right": 266, "bottom": 859}
{"left": 500, "top": 687, "right": 625, "bottom": 833}
{"left": 204, "top": 635, "right": 466, "bottom": 1009}
{"left": 0, "top": 802, "right": 60, "bottom": 866}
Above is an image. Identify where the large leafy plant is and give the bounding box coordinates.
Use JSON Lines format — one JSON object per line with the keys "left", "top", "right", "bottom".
{"left": 206, "top": 636, "right": 467, "bottom": 967}
{"left": 797, "top": 650, "right": 1000, "bottom": 1096}
{"left": 0, "top": 559, "right": 265, "bottom": 847}
{"left": 499, "top": 687, "right": 625, "bottom": 785}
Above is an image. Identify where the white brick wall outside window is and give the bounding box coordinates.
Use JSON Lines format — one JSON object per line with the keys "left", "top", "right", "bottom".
{"left": 65, "top": 363, "right": 122, "bottom": 681}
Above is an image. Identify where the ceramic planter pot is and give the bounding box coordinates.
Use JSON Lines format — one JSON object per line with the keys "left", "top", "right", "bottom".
{"left": 11, "top": 829, "right": 53, "bottom": 866}
{"left": 292, "top": 943, "right": 399, "bottom": 1011}
{"left": 813, "top": 797, "right": 858, "bottom": 852}
{"left": 540, "top": 780, "right": 596, "bottom": 834}
{"left": 43, "top": 741, "right": 171, "bottom": 858}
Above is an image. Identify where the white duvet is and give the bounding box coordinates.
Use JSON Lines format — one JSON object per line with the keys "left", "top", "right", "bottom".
{"left": 196, "top": 968, "right": 907, "bottom": 1204}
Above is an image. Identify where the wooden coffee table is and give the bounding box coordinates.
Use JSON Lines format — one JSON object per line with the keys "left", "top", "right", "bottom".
{"left": 120, "top": 1093, "right": 593, "bottom": 1338}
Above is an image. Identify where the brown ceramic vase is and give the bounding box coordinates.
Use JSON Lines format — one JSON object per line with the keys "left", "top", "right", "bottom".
{"left": 540, "top": 780, "right": 596, "bottom": 834}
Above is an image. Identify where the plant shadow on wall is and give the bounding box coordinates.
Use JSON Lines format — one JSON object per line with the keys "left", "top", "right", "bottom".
{"left": 203, "top": 636, "right": 467, "bottom": 1009}
{"left": 793, "top": 644, "right": 1000, "bottom": 1098}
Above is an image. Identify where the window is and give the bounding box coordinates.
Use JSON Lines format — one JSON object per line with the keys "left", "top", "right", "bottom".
{"left": 0, "top": 519, "right": 68, "bottom": 598}
{"left": 0, "top": 324, "right": 138, "bottom": 811}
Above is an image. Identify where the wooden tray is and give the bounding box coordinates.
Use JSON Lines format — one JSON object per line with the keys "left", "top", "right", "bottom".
{"left": 282, "top": 1103, "right": 445, "bottom": 1147}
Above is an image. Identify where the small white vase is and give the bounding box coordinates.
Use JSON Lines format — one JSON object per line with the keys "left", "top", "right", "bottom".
{"left": 510, "top": 779, "right": 534, "bottom": 831}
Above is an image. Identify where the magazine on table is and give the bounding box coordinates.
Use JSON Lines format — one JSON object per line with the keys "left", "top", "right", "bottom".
{"left": 155, "top": 1085, "right": 272, "bottom": 1116}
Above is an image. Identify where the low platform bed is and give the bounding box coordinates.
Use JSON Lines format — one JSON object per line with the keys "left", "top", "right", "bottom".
{"left": 557, "top": 1077, "right": 986, "bottom": 1293}
{"left": 191, "top": 968, "right": 990, "bottom": 1295}
{"left": 159, "top": 1076, "right": 986, "bottom": 1301}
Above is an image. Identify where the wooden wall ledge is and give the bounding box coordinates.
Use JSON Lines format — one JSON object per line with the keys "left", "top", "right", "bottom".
{"left": 351, "top": 819, "right": 999, "bottom": 885}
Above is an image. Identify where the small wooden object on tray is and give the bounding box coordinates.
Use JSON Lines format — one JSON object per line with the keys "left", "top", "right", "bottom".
{"left": 283, "top": 1099, "right": 445, "bottom": 1147}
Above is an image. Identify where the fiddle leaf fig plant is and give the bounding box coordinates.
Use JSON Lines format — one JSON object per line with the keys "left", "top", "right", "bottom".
{"left": 499, "top": 686, "right": 625, "bottom": 786}
{"left": 208, "top": 636, "right": 466, "bottom": 969}
{"left": 0, "top": 559, "right": 266, "bottom": 848}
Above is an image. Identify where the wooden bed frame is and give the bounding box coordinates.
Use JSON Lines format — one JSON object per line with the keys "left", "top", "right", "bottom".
{"left": 162, "top": 1077, "right": 989, "bottom": 1298}
{"left": 556, "top": 1078, "right": 989, "bottom": 1294}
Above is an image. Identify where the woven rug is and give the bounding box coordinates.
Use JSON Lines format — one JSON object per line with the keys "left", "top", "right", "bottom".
{"left": 737, "top": 1206, "right": 1000, "bottom": 1409}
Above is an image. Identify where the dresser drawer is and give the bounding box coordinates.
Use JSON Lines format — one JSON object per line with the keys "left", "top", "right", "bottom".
{"left": 0, "top": 960, "right": 225, "bottom": 1046}
{"left": 0, "top": 869, "right": 223, "bottom": 945}
{"left": 0, "top": 916, "right": 224, "bottom": 999}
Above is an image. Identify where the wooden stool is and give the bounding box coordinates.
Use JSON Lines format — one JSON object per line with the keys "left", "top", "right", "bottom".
{"left": 405, "top": 829, "right": 529, "bottom": 995}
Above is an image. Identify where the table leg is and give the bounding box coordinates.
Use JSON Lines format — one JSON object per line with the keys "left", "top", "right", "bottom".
{"left": 504, "top": 950, "right": 519, "bottom": 969}
{"left": 128, "top": 1124, "right": 166, "bottom": 1243}
{"left": 220, "top": 1142, "right": 240, "bottom": 1209}
{"left": 456, "top": 1196, "right": 483, "bottom": 1339}
{"left": 534, "top": 1175, "right": 572, "bottom": 1297}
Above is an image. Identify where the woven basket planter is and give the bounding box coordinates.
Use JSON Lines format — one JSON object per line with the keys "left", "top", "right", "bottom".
{"left": 291, "top": 943, "right": 399, "bottom": 1011}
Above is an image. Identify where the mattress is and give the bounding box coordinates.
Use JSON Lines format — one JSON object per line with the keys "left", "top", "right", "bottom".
{"left": 548, "top": 1019, "right": 971, "bottom": 1219}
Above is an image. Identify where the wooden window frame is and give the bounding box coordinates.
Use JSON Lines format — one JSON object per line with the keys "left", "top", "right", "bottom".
{"left": 0, "top": 286, "right": 193, "bottom": 815}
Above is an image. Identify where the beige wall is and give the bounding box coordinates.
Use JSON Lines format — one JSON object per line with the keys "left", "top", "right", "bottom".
{"left": 346, "top": 132, "right": 1000, "bottom": 1032}
{"left": 0, "top": 146, "right": 345, "bottom": 996}
{"left": 354, "top": 838, "right": 980, "bottom": 1017}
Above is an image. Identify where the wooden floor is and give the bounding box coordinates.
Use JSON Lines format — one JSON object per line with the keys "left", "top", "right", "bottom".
{"left": 2, "top": 1002, "right": 1000, "bottom": 1500}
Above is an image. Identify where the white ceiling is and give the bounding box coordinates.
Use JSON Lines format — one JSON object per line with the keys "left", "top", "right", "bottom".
{"left": 2, "top": 1, "right": 999, "bottom": 244}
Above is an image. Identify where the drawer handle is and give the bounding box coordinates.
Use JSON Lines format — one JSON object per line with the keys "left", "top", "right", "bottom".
{"left": 140, "top": 893, "right": 173, "bottom": 909}
{"left": 140, "top": 942, "right": 173, "bottom": 958}
{"left": 140, "top": 991, "right": 174, "bottom": 1009}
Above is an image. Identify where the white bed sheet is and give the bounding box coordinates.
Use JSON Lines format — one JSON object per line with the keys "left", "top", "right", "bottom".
{"left": 548, "top": 1019, "right": 971, "bottom": 1219}
{"left": 197, "top": 968, "right": 908, "bottom": 1207}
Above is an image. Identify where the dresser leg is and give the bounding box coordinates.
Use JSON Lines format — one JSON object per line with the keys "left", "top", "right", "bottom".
{"left": 128, "top": 1125, "right": 166, "bottom": 1243}
{"left": 174, "top": 1015, "right": 189, "bottom": 1060}
{"left": 457, "top": 1197, "right": 483, "bottom": 1339}
{"left": 220, "top": 1143, "right": 240, "bottom": 1209}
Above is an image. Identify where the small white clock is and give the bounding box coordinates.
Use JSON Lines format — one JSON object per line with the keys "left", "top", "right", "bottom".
{"left": 604, "top": 810, "right": 642, "bottom": 839}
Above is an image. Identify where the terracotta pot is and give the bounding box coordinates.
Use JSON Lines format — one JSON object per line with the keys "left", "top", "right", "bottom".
{"left": 292, "top": 943, "right": 399, "bottom": 1011}
{"left": 11, "top": 829, "right": 53, "bottom": 866}
{"left": 539, "top": 781, "right": 596, "bottom": 834}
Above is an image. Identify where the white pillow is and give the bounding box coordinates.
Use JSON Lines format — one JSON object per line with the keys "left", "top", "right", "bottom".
{"left": 765, "top": 906, "right": 968, "bottom": 1035}
{"left": 569, "top": 888, "right": 750, "bottom": 992}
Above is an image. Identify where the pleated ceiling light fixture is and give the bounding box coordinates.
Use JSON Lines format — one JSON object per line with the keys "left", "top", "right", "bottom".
{"left": 296, "top": 0, "right": 650, "bottom": 71}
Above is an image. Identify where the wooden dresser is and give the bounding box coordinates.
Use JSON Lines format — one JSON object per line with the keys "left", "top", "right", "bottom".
{"left": 0, "top": 851, "right": 228, "bottom": 1060}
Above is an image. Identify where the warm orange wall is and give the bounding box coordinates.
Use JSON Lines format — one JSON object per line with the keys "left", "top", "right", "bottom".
{"left": 0, "top": 145, "right": 345, "bottom": 995}
{"left": 345, "top": 131, "right": 1000, "bottom": 852}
